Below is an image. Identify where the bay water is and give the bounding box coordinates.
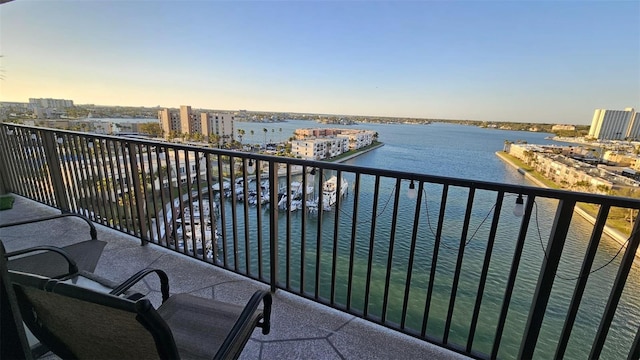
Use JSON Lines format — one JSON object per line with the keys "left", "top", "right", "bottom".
{"left": 227, "top": 120, "right": 639, "bottom": 359}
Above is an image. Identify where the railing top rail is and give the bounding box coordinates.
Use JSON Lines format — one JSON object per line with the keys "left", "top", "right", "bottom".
{"left": 4, "top": 123, "right": 640, "bottom": 208}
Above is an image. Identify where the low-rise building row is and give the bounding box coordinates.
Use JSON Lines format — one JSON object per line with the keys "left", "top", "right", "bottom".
{"left": 507, "top": 143, "right": 640, "bottom": 193}
{"left": 291, "top": 128, "right": 377, "bottom": 160}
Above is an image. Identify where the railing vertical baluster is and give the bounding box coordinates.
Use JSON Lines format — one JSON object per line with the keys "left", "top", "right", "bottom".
{"left": 238, "top": 158, "right": 249, "bottom": 271}
{"left": 138, "top": 144, "right": 154, "bottom": 242}
{"left": 381, "top": 178, "right": 402, "bottom": 323}
{"left": 590, "top": 212, "right": 640, "bottom": 359}
{"left": 205, "top": 153, "right": 217, "bottom": 263}
{"left": 330, "top": 170, "right": 343, "bottom": 305}
{"left": 402, "top": 180, "right": 423, "bottom": 329}
{"left": 184, "top": 150, "right": 197, "bottom": 255}
{"left": 255, "top": 159, "right": 264, "bottom": 278}
{"left": 98, "top": 140, "right": 116, "bottom": 226}
{"left": 128, "top": 142, "right": 147, "bottom": 244}
{"left": 300, "top": 166, "right": 309, "bottom": 295}
{"left": 519, "top": 198, "right": 576, "bottom": 359}
{"left": 0, "top": 129, "right": 11, "bottom": 194}
{"left": 555, "top": 204, "right": 610, "bottom": 358}
{"left": 364, "top": 175, "right": 381, "bottom": 317}
{"left": 629, "top": 324, "right": 640, "bottom": 360}
{"left": 443, "top": 188, "right": 475, "bottom": 344}
{"left": 215, "top": 153, "right": 231, "bottom": 269}
{"left": 69, "top": 136, "right": 90, "bottom": 218}
{"left": 269, "top": 159, "right": 278, "bottom": 291}
{"left": 35, "top": 130, "right": 56, "bottom": 206}
{"left": 491, "top": 194, "right": 534, "bottom": 359}
{"left": 227, "top": 156, "right": 239, "bottom": 265}
{"left": 146, "top": 144, "right": 161, "bottom": 243}
{"left": 89, "top": 138, "right": 106, "bottom": 221}
{"left": 346, "top": 173, "right": 361, "bottom": 311}
{"left": 17, "top": 129, "right": 35, "bottom": 198}
{"left": 256, "top": 160, "right": 264, "bottom": 279}
{"left": 88, "top": 137, "right": 105, "bottom": 221}
{"left": 285, "top": 164, "right": 292, "bottom": 290}
{"left": 155, "top": 146, "right": 169, "bottom": 247}
{"left": 0, "top": 129, "right": 18, "bottom": 194}
{"left": 422, "top": 184, "right": 449, "bottom": 337}
{"left": 123, "top": 143, "right": 139, "bottom": 236}
{"left": 13, "top": 130, "right": 32, "bottom": 198}
{"left": 22, "top": 130, "right": 40, "bottom": 201}
{"left": 107, "top": 140, "right": 125, "bottom": 230}
{"left": 195, "top": 151, "right": 207, "bottom": 259}
{"left": 83, "top": 137, "right": 99, "bottom": 220}
{"left": 174, "top": 149, "right": 186, "bottom": 253}
{"left": 42, "top": 131, "right": 69, "bottom": 211}
{"left": 467, "top": 191, "right": 504, "bottom": 352}
{"left": 315, "top": 168, "right": 325, "bottom": 299}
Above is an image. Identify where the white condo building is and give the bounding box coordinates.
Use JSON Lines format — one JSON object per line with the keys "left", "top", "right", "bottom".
{"left": 292, "top": 138, "right": 349, "bottom": 160}
{"left": 588, "top": 108, "right": 639, "bottom": 140}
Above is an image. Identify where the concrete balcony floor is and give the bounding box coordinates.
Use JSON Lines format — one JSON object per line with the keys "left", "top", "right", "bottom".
{"left": 0, "top": 195, "right": 468, "bottom": 360}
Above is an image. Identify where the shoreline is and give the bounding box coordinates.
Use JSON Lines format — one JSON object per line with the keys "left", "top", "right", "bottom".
{"left": 495, "top": 151, "right": 630, "bottom": 248}
{"left": 330, "top": 143, "right": 385, "bottom": 163}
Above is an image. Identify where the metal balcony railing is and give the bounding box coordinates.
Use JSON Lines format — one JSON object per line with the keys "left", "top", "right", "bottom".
{"left": 1, "top": 123, "right": 640, "bottom": 359}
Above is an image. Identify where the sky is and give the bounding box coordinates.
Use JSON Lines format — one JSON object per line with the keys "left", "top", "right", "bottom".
{"left": 0, "top": 1, "right": 638, "bottom": 124}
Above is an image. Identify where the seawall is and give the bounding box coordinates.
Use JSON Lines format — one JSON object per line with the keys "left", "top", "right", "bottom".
{"left": 331, "top": 143, "right": 385, "bottom": 164}
{"left": 495, "top": 151, "right": 630, "bottom": 248}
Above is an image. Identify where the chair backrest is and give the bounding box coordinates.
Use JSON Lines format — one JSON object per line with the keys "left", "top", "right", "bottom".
{"left": 10, "top": 270, "right": 181, "bottom": 360}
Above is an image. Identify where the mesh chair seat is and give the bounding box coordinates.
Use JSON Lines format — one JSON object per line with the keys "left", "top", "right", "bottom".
{"left": 5, "top": 256, "right": 272, "bottom": 360}
{"left": 159, "top": 293, "right": 263, "bottom": 359}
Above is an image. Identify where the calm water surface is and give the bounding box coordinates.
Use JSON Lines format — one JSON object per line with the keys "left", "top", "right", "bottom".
{"left": 228, "top": 120, "right": 640, "bottom": 359}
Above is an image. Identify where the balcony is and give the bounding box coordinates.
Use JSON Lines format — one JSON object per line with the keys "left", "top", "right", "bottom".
{"left": 1, "top": 123, "right": 640, "bottom": 359}
{"left": 1, "top": 196, "right": 463, "bottom": 359}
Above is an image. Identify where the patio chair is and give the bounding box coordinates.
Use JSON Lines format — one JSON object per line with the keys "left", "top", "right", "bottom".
{"left": 0, "top": 213, "right": 107, "bottom": 279}
{"left": 1, "top": 239, "right": 144, "bottom": 359}
{"left": 7, "top": 256, "right": 272, "bottom": 360}
{"left": 0, "top": 240, "right": 32, "bottom": 360}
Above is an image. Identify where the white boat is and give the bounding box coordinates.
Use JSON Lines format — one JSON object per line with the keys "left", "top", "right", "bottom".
{"left": 182, "top": 200, "right": 215, "bottom": 223}
{"left": 322, "top": 176, "right": 348, "bottom": 209}
{"left": 212, "top": 181, "right": 230, "bottom": 191}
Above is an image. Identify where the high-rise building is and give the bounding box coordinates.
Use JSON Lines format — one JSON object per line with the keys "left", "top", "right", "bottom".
{"left": 588, "top": 108, "right": 637, "bottom": 140}
{"left": 158, "top": 106, "right": 234, "bottom": 146}
{"left": 626, "top": 111, "right": 640, "bottom": 140}
{"left": 28, "top": 98, "right": 74, "bottom": 109}
{"left": 200, "top": 113, "right": 234, "bottom": 146}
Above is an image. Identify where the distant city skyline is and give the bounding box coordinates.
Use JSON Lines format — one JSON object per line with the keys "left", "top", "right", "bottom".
{"left": 1, "top": 1, "right": 638, "bottom": 125}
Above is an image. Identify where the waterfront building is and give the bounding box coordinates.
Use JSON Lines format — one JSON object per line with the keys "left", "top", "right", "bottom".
{"left": 159, "top": 108, "right": 181, "bottom": 136}
{"left": 294, "top": 127, "right": 376, "bottom": 152}
{"left": 588, "top": 108, "right": 637, "bottom": 140}
{"left": 551, "top": 124, "right": 576, "bottom": 131}
{"left": 201, "top": 113, "right": 234, "bottom": 146}
{"left": 158, "top": 106, "right": 235, "bottom": 146}
{"left": 291, "top": 137, "right": 348, "bottom": 160}
{"left": 508, "top": 143, "right": 640, "bottom": 191}
{"left": 336, "top": 129, "right": 376, "bottom": 150}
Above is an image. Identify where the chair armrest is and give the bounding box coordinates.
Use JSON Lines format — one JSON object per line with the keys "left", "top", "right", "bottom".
{"left": 109, "top": 268, "right": 170, "bottom": 303}
{"left": 5, "top": 246, "right": 79, "bottom": 277}
{"left": 0, "top": 213, "right": 97, "bottom": 241}
{"left": 214, "top": 290, "right": 272, "bottom": 360}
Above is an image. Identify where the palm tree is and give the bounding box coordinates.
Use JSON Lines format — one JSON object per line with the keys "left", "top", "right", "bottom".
{"left": 237, "top": 129, "right": 245, "bottom": 143}
{"left": 263, "top": 128, "right": 268, "bottom": 148}
{"left": 250, "top": 130, "right": 255, "bottom": 144}
{"left": 209, "top": 134, "right": 220, "bottom": 148}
